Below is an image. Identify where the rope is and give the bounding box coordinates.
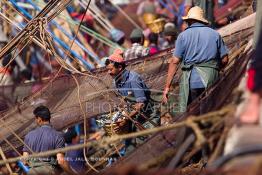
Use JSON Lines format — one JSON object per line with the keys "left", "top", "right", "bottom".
{"left": 72, "top": 74, "right": 99, "bottom": 173}
{"left": 0, "top": 22, "right": 38, "bottom": 83}
{"left": 26, "top": 0, "right": 101, "bottom": 66}
{"left": 0, "top": 6, "right": 89, "bottom": 74}
{"left": 0, "top": 105, "right": 234, "bottom": 166}
{"left": 66, "top": 1, "right": 100, "bottom": 172}
{"left": 0, "top": 0, "right": 91, "bottom": 154}
{"left": 0, "top": 8, "right": 51, "bottom": 57}
{"left": 8, "top": 0, "right": 95, "bottom": 70}
{"left": 88, "top": 1, "right": 114, "bottom": 29}
{"left": 3, "top": 1, "right": 95, "bottom": 72}
{"left": 78, "top": 1, "right": 112, "bottom": 32}
{"left": 33, "top": 0, "right": 120, "bottom": 49}
{"left": 0, "top": 2, "right": 102, "bottom": 172}
{"left": 0, "top": 5, "right": 110, "bottom": 91}
{"left": 0, "top": 0, "right": 59, "bottom": 57}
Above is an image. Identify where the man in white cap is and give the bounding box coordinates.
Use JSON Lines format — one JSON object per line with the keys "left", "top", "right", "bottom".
{"left": 162, "top": 6, "right": 228, "bottom": 113}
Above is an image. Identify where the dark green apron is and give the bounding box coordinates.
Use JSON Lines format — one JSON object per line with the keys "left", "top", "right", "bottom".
{"left": 178, "top": 60, "right": 220, "bottom": 113}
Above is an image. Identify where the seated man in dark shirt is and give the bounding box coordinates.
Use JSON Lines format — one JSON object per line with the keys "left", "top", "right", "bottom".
{"left": 23, "top": 106, "right": 75, "bottom": 175}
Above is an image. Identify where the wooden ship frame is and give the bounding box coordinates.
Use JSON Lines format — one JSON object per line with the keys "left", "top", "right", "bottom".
{"left": 0, "top": 0, "right": 258, "bottom": 174}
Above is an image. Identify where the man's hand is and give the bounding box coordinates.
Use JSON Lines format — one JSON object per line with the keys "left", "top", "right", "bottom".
{"left": 22, "top": 152, "right": 29, "bottom": 166}
{"left": 162, "top": 88, "right": 169, "bottom": 104}
{"left": 221, "top": 55, "right": 229, "bottom": 69}
{"left": 89, "top": 131, "right": 104, "bottom": 141}
{"left": 133, "top": 103, "right": 144, "bottom": 112}
{"left": 126, "top": 102, "right": 144, "bottom": 120}
{"left": 57, "top": 153, "right": 77, "bottom": 175}
{"left": 113, "top": 119, "right": 127, "bottom": 133}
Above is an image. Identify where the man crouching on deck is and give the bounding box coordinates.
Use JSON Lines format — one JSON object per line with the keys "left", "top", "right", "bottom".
{"left": 162, "top": 6, "right": 229, "bottom": 114}
{"left": 105, "top": 49, "right": 160, "bottom": 133}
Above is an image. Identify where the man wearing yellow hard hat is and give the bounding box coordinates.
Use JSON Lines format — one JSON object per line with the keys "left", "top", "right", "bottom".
{"left": 162, "top": 6, "right": 229, "bottom": 114}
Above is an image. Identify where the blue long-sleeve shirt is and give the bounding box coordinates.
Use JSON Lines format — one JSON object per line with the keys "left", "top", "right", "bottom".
{"left": 173, "top": 22, "right": 228, "bottom": 88}
{"left": 114, "top": 70, "right": 150, "bottom": 103}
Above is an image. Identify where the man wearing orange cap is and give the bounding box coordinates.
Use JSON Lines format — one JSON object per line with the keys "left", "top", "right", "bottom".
{"left": 105, "top": 49, "right": 160, "bottom": 131}
{"left": 163, "top": 6, "right": 228, "bottom": 114}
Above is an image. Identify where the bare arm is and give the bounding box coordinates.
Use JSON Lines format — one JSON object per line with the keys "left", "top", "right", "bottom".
{"left": 165, "top": 56, "right": 180, "bottom": 89}
{"left": 22, "top": 152, "right": 29, "bottom": 165}
{"left": 23, "top": 152, "right": 29, "bottom": 157}
{"left": 114, "top": 102, "right": 145, "bottom": 132}
{"left": 162, "top": 56, "right": 180, "bottom": 103}
{"left": 129, "top": 102, "right": 145, "bottom": 118}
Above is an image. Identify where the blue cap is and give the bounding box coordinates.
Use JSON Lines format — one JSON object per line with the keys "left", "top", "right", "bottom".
{"left": 110, "top": 29, "right": 125, "bottom": 42}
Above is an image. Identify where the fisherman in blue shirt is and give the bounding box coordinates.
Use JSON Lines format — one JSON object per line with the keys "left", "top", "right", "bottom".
{"left": 105, "top": 49, "right": 160, "bottom": 131}
{"left": 163, "top": 6, "right": 229, "bottom": 113}
{"left": 23, "top": 106, "right": 76, "bottom": 175}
